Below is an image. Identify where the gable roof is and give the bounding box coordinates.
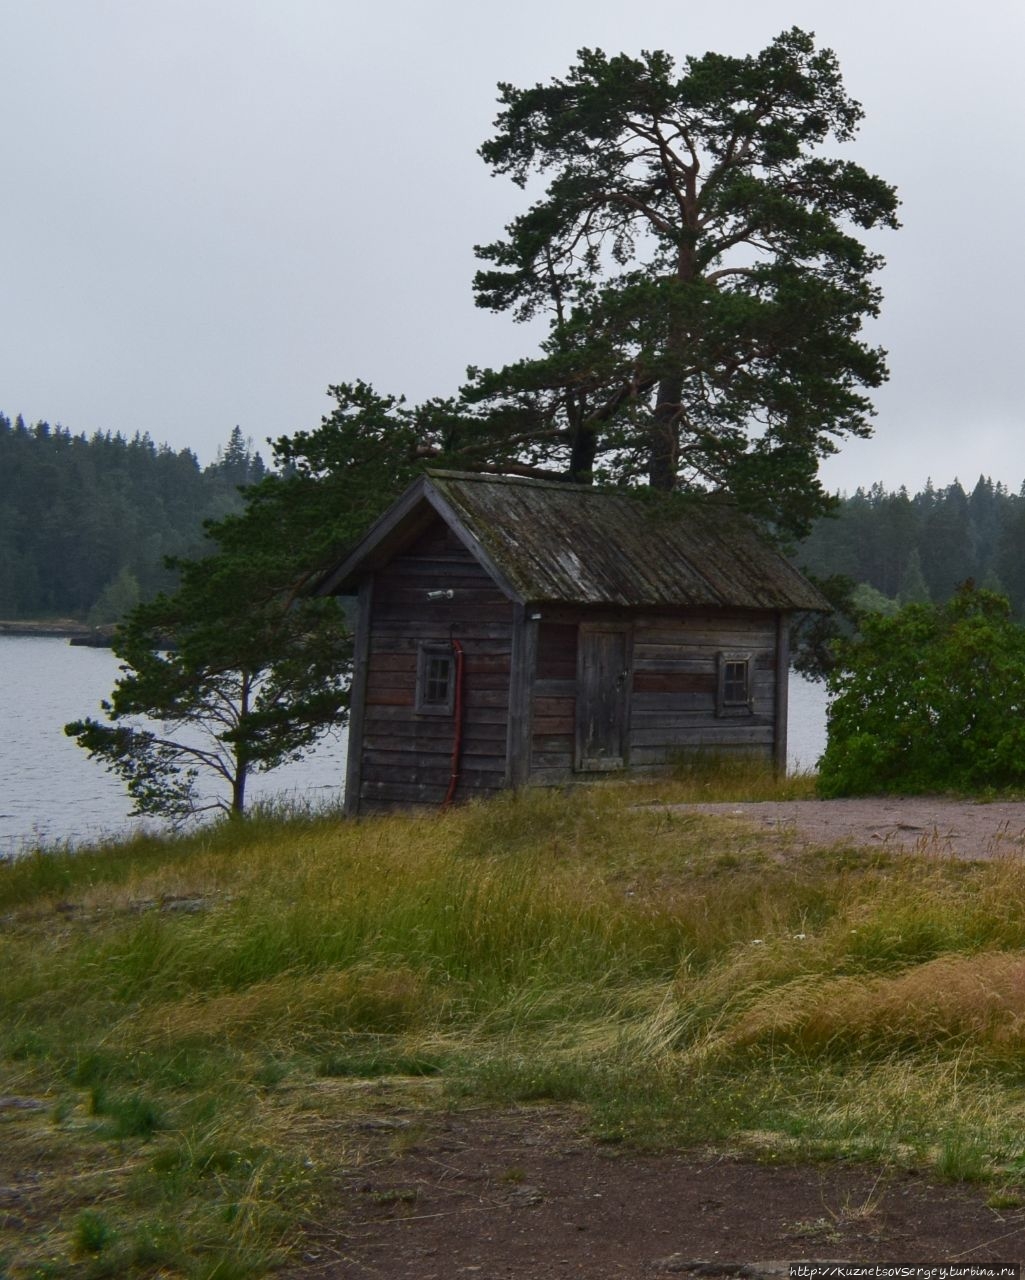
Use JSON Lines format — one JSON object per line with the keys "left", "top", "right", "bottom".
{"left": 319, "top": 471, "right": 829, "bottom": 612}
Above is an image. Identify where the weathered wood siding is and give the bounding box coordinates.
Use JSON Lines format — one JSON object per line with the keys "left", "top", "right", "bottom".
{"left": 628, "top": 609, "right": 777, "bottom": 766}
{"left": 357, "top": 519, "right": 515, "bottom": 813}
{"left": 529, "top": 621, "right": 578, "bottom": 783}
{"left": 528, "top": 609, "right": 777, "bottom": 782}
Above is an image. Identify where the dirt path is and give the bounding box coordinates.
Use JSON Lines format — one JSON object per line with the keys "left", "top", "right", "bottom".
{"left": 286, "top": 1108, "right": 1025, "bottom": 1277}
{"left": 669, "top": 797, "right": 1025, "bottom": 860}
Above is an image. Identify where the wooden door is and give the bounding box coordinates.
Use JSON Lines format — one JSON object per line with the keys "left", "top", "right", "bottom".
{"left": 575, "top": 626, "right": 629, "bottom": 771}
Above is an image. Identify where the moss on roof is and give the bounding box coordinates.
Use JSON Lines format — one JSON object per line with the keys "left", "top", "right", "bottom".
{"left": 429, "top": 472, "right": 827, "bottom": 611}
{"left": 323, "top": 471, "right": 828, "bottom": 612}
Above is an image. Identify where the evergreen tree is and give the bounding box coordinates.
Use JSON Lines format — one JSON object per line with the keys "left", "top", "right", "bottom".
{"left": 463, "top": 29, "right": 898, "bottom": 535}
{"left": 919, "top": 482, "right": 975, "bottom": 602}
{"left": 898, "top": 548, "right": 930, "bottom": 605}
{"left": 0, "top": 415, "right": 266, "bottom": 619}
{"left": 65, "top": 384, "right": 417, "bottom": 819}
{"left": 969, "top": 474, "right": 1002, "bottom": 580}
{"left": 795, "top": 475, "right": 1019, "bottom": 613}
{"left": 996, "top": 494, "right": 1025, "bottom": 615}
{"left": 88, "top": 566, "right": 142, "bottom": 626}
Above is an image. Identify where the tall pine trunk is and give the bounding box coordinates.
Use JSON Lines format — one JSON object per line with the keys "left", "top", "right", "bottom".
{"left": 231, "top": 673, "right": 252, "bottom": 816}
{"left": 649, "top": 376, "right": 682, "bottom": 491}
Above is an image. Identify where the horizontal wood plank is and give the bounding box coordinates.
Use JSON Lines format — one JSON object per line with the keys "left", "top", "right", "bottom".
{"left": 629, "top": 694, "right": 715, "bottom": 715}
{"left": 360, "top": 776, "right": 505, "bottom": 801}
{"left": 374, "top": 602, "right": 513, "bottom": 625}
{"left": 634, "top": 629, "right": 774, "bottom": 650}
{"left": 375, "top": 592, "right": 506, "bottom": 614}
{"left": 363, "top": 750, "right": 506, "bottom": 774}
{"left": 365, "top": 671, "right": 416, "bottom": 691}
{"left": 402, "top": 521, "right": 464, "bottom": 556}
{"left": 632, "top": 672, "right": 715, "bottom": 694}
{"left": 464, "top": 655, "right": 512, "bottom": 676}
{"left": 360, "top": 798, "right": 436, "bottom": 814}
{"left": 361, "top": 766, "right": 506, "bottom": 789}
{"left": 526, "top": 766, "right": 575, "bottom": 785}
{"left": 629, "top": 725, "right": 774, "bottom": 747}
{"left": 532, "top": 715, "right": 575, "bottom": 735}
{"left": 530, "top": 733, "right": 574, "bottom": 753}
{"left": 368, "top": 621, "right": 513, "bottom": 642}
{"left": 366, "top": 689, "right": 415, "bottom": 707}
{"left": 364, "top": 704, "right": 509, "bottom": 727}
{"left": 533, "top": 696, "right": 575, "bottom": 717}
{"left": 533, "top": 678, "right": 576, "bottom": 697}
{"left": 367, "top": 653, "right": 417, "bottom": 673}
{"left": 370, "top": 634, "right": 513, "bottom": 655}
{"left": 361, "top": 781, "right": 448, "bottom": 804}
{"left": 629, "top": 700, "right": 774, "bottom": 723}
{"left": 381, "top": 556, "right": 488, "bottom": 576}
{"left": 530, "top": 750, "right": 574, "bottom": 769}
{"left": 364, "top": 720, "right": 507, "bottom": 743}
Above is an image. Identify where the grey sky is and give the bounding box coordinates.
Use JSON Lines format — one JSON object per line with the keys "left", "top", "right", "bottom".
{"left": 2, "top": 0, "right": 1022, "bottom": 494}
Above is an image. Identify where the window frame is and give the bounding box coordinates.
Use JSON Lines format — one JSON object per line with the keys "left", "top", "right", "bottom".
{"left": 415, "top": 642, "right": 456, "bottom": 716}
{"left": 716, "top": 651, "right": 754, "bottom": 717}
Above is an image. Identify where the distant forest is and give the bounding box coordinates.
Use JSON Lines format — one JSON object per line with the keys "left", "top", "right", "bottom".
{"left": 797, "top": 477, "right": 1025, "bottom": 615}
{"left": 0, "top": 413, "right": 266, "bottom": 621}
{"left": 2, "top": 410, "right": 1022, "bottom": 624}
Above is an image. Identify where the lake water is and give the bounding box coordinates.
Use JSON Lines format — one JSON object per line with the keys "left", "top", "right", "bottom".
{"left": 0, "top": 636, "right": 348, "bottom": 857}
{"left": 786, "top": 670, "right": 830, "bottom": 772}
{"left": 0, "top": 636, "right": 828, "bottom": 856}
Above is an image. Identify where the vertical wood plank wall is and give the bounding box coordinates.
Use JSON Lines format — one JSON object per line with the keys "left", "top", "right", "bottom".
{"left": 357, "top": 519, "right": 515, "bottom": 812}
{"left": 528, "top": 608, "right": 778, "bottom": 783}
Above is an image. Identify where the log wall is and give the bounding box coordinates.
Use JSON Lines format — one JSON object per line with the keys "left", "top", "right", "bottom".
{"left": 628, "top": 610, "right": 777, "bottom": 766}
{"left": 528, "top": 608, "right": 778, "bottom": 782}
{"left": 357, "top": 519, "right": 515, "bottom": 813}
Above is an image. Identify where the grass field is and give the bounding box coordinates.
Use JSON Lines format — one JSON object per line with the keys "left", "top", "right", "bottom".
{"left": 3, "top": 764, "right": 1025, "bottom": 1277}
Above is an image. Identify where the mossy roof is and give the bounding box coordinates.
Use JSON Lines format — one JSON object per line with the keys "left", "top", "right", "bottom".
{"left": 320, "top": 471, "right": 829, "bottom": 612}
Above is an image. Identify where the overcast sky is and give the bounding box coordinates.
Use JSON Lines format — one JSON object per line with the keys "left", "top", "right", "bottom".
{"left": 2, "top": 1, "right": 1022, "bottom": 494}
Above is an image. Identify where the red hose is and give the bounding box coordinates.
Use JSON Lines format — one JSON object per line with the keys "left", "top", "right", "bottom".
{"left": 442, "top": 638, "right": 465, "bottom": 809}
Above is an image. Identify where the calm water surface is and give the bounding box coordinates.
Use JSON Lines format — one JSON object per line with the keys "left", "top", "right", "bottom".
{"left": 787, "top": 670, "right": 830, "bottom": 772}
{"left": 0, "top": 636, "right": 347, "bottom": 856}
{"left": 0, "top": 636, "right": 827, "bottom": 856}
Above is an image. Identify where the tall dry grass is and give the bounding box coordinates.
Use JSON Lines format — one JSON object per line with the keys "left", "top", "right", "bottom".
{"left": 4, "top": 774, "right": 1025, "bottom": 1275}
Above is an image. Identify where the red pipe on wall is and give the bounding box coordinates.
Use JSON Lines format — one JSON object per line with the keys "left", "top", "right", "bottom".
{"left": 442, "top": 638, "right": 465, "bottom": 809}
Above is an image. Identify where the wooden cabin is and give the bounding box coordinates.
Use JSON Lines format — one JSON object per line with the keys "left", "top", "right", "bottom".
{"left": 319, "top": 471, "right": 828, "bottom": 815}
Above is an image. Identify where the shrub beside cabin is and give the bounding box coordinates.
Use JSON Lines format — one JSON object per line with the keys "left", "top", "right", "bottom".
{"left": 320, "top": 472, "right": 827, "bottom": 816}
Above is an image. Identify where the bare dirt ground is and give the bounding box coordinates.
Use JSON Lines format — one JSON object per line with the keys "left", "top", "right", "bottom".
{"left": 287, "top": 1106, "right": 1025, "bottom": 1278}
{"left": 284, "top": 800, "right": 1025, "bottom": 1278}
{"left": 673, "top": 796, "right": 1025, "bottom": 861}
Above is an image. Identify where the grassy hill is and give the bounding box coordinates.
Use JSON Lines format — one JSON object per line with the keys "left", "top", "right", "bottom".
{"left": 3, "top": 767, "right": 1025, "bottom": 1276}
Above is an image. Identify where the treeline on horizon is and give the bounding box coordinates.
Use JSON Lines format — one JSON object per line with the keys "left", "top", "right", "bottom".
{"left": 798, "top": 476, "right": 1025, "bottom": 615}
{"left": 3, "top": 409, "right": 1023, "bottom": 624}
{"left": 0, "top": 413, "right": 266, "bottom": 622}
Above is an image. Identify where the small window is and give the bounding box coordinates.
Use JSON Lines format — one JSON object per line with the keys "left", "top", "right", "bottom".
{"left": 717, "top": 652, "right": 753, "bottom": 716}
{"left": 416, "top": 643, "right": 455, "bottom": 715}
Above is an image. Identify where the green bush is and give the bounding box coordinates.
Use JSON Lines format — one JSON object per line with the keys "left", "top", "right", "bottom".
{"left": 819, "top": 584, "right": 1025, "bottom": 795}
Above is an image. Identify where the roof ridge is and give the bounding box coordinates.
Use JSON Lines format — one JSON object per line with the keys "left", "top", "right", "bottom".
{"left": 320, "top": 470, "right": 829, "bottom": 611}
{"left": 426, "top": 468, "right": 595, "bottom": 493}
{"left": 426, "top": 469, "right": 744, "bottom": 511}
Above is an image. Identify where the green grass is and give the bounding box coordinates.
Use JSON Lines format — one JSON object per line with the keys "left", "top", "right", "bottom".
{"left": 3, "top": 767, "right": 1025, "bottom": 1274}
